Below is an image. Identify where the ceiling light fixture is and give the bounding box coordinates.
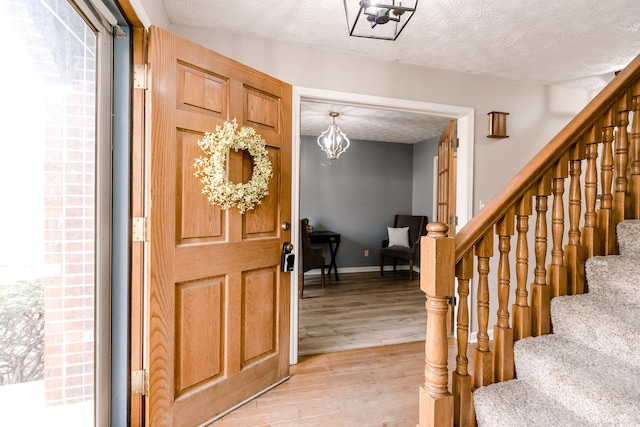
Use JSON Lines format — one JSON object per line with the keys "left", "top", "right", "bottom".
{"left": 317, "top": 112, "right": 350, "bottom": 159}
{"left": 343, "top": 0, "right": 418, "bottom": 40}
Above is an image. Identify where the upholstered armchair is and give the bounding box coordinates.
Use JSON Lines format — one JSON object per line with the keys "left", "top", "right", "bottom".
{"left": 300, "top": 218, "right": 325, "bottom": 298}
{"left": 379, "top": 215, "right": 428, "bottom": 281}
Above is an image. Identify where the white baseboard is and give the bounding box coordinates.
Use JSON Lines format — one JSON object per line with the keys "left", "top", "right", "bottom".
{"left": 304, "top": 265, "right": 420, "bottom": 275}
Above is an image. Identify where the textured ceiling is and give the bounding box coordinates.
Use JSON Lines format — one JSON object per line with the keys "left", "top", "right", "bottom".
{"left": 162, "top": 0, "right": 640, "bottom": 143}
{"left": 301, "top": 101, "right": 452, "bottom": 144}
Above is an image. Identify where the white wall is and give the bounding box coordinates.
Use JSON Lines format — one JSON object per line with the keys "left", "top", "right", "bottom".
{"left": 138, "top": 0, "right": 595, "bottom": 213}
{"left": 137, "top": 0, "right": 600, "bottom": 339}
{"left": 140, "top": 21, "right": 592, "bottom": 215}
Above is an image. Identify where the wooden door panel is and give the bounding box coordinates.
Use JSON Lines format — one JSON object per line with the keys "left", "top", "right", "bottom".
{"left": 437, "top": 120, "right": 456, "bottom": 236}
{"left": 242, "top": 267, "right": 277, "bottom": 364}
{"left": 245, "top": 87, "right": 280, "bottom": 131}
{"left": 148, "top": 26, "right": 292, "bottom": 426}
{"left": 244, "top": 148, "right": 279, "bottom": 237}
{"left": 177, "top": 63, "right": 228, "bottom": 117}
{"left": 176, "top": 277, "right": 224, "bottom": 392}
{"left": 178, "top": 130, "right": 224, "bottom": 241}
{"left": 174, "top": 240, "right": 280, "bottom": 281}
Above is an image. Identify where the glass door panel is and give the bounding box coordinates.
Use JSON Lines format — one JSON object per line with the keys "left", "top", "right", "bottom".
{"left": 0, "top": 0, "right": 98, "bottom": 424}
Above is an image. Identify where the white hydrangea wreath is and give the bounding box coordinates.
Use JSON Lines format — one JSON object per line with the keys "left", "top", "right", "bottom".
{"left": 194, "top": 119, "right": 273, "bottom": 213}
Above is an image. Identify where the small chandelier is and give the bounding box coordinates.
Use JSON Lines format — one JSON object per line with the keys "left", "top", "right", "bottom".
{"left": 317, "top": 112, "right": 351, "bottom": 159}
{"left": 343, "top": 0, "right": 418, "bottom": 40}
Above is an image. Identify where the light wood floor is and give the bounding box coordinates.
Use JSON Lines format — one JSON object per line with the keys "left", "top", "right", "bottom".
{"left": 298, "top": 271, "right": 427, "bottom": 355}
{"left": 212, "top": 341, "right": 426, "bottom": 426}
{"left": 212, "top": 338, "right": 466, "bottom": 426}
{"left": 212, "top": 271, "right": 457, "bottom": 426}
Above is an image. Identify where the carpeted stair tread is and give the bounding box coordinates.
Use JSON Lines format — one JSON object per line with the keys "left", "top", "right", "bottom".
{"left": 585, "top": 255, "right": 640, "bottom": 305}
{"left": 617, "top": 219, "right": 640, "bottom": 257}
{"left": 551, "top": 293, "right": 640, "bottom": 369}
{"left": 514, "top": 334, "right": 640, "bottom": 426}
{"left": 473, "top": 378, "right": 594, "bottom": 427}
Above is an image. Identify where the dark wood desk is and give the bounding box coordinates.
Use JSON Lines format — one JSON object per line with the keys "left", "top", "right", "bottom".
{"left": 308, "top": 231, "right": 340, "bottom": 281}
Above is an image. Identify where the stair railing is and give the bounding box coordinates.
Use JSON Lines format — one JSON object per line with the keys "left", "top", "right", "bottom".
{"left": 419, "top": 52, "right": 640, "bottom": 427}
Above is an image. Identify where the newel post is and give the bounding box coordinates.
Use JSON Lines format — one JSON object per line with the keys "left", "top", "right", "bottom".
{"left": 419, "top": 222, "right": 455, "bottom": 427}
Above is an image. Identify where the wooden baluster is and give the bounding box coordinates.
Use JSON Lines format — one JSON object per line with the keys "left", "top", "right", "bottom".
{"left": 531, "top": 176, "right": 551, "bottom": 336}
{"left": 420, "top": 223, "right": 454, "bottom": 427}
{"left": 453, "top": 252, "right": 474, "bottom": 427}
{"left": 629, "top": 91, "right": 640, "bottom": 219}
{"left": 581, "top": 121, "right": 603, "bottom": 258}
{"left": 548, "top": 158, "right": 568, "bottom": 298}
{"left": 473, "top": 231, "right": 493, "bottom": 390}
{"left": 493, "top": 208, "right": 515, "bottom": 382}
{"left": 599, "top": 109, "right": 617, "bottom": 255}
{"left": 565, "top": 141, "right": 586, "bottom": 295}
{"left": 614, "top": 92, "right": 632, "bottom": 223}
{"left": 512, "top": 193, "right": 532, "bottom": 340}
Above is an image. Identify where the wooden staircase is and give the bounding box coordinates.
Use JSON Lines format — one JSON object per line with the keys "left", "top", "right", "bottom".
{"left": 418, "top": 52, "right": 640, "bottom": 427}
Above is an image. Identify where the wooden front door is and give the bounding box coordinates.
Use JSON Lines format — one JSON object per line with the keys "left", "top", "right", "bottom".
{"left": 437, "top": 120, "right": 457, "bottom": 236}
{"left": 146, "top": 26, "right": 292, "bottom": 426}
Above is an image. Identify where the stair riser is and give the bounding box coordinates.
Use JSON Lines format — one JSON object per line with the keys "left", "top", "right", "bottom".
{"left": 585, "top": 256, "right": 640, "bottom": 305}
{"left": 616, "top": 219, "right": 640, "bottom": 257}
{"left": 551, "top": 294, "right": 640, "bottom": 369}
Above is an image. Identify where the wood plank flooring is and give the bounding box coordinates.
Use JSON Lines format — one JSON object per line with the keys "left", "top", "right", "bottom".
{"left": 211, "top": 271, "right": 443, "bottom": 426}
{"left": 212, "top": 341, "right": 426, "bottom": 426}
{"left": 211, "top": 338, "right": 468, "bottom": 426}
{"left": 298, "top": 271, "right": 427, "bottom": 355}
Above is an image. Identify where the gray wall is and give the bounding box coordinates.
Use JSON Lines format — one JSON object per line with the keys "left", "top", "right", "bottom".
{"left": 301, "top": 135, "right": 432, "bottom": 269}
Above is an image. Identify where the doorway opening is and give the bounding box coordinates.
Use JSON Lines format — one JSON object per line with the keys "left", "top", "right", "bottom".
{"left": 290, "top": 87, "right": 475, "bottom": 363}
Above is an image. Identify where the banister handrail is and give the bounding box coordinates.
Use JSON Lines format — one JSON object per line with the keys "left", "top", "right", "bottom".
{"left": 454, "top": 53, "right": 640, "bottom": 262}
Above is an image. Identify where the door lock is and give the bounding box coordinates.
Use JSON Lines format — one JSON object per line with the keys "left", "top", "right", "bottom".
{"left": 281, "top": 242, "right": 295, "bottom": 272}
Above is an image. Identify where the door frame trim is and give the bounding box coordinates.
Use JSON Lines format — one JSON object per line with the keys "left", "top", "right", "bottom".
{"left": 290, "top": 87, "right": 475, "bottom": 363}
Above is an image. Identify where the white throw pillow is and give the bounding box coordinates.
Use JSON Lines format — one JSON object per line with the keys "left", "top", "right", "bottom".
{"left": 387, "top": 226, "right": 410, "bottom": 247}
